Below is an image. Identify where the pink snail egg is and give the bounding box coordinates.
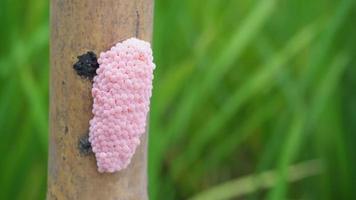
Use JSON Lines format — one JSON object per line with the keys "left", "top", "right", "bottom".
{"left": 89, "top": 38, "right": 155, "bottom": 173}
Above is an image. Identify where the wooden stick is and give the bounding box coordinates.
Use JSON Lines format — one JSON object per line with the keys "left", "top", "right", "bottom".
{"left": 48, "top": 0, "right": 153, "bottom": 199}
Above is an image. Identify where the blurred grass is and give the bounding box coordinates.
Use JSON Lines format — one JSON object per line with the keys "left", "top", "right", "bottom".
{"left": 0, "top": 0, "right": 355, "bottom": 200}
{"left": 190, "top": 159, "right": 323, "bottom": 200}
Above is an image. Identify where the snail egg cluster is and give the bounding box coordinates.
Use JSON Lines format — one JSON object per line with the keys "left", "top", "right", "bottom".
{"left": 89, "top": 38, "right": 155, "bottom": 173}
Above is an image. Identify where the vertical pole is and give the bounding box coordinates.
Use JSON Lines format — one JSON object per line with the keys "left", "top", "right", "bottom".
{"left": 48, "top": 0, "right": 153, "bottom": 199}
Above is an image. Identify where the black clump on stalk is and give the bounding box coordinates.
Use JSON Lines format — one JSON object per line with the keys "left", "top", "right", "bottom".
{"left": 78, "top": 134, "right": 92, "bottom": 155}
{"left": 73, "top": 51, "right": 99, "bottom": 79}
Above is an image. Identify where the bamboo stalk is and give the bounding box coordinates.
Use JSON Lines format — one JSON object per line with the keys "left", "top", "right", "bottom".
{"left": 48, "top": 0, "right": 153, "bottom": 199}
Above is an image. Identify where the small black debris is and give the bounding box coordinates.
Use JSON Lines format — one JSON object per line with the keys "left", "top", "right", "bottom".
{"left": 73, "top": 51, "right": 99, "bottom": 79}
{"left": 78, "top": 134, "right": 92, "bottom": 155}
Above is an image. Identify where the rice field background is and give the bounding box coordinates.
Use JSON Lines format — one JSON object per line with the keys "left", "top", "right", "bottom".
{"left": 0, "top": 0, "right": 355, "bottom": 199}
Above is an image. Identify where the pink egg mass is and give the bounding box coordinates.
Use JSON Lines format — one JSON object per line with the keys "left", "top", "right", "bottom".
{"left": 88, "top": 38, "right": 155, "bottom": 173}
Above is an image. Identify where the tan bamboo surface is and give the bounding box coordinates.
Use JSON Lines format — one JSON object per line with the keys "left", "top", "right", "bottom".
{"left": 48, "top": 0, "right": 153, "bottom": 199}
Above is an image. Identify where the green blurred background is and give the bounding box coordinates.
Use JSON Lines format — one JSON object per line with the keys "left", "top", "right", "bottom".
{"left": 0, "top": 0, "right": 355, "bottom": 199}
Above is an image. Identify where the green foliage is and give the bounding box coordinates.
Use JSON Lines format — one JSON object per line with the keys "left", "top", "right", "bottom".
{"left": 0, "top": 0, "right": 355, "bottom": 199}
{"left": 0, "top": 1, "right": 49, "bottom": 200}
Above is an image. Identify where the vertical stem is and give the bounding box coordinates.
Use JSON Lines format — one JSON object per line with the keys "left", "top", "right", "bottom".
{"left": 48, "top": 0, "right": 153, "bottom": 199}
